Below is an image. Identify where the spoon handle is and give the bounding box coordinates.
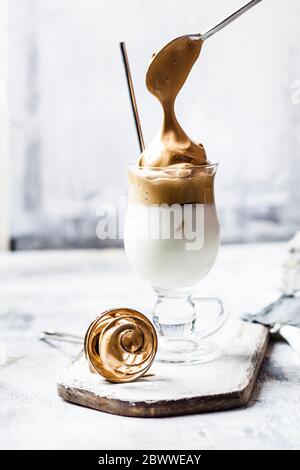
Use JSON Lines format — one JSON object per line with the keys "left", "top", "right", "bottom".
{"left": 201, "top": 0, "right": 263, "bottom": 41}
{"left": 39, "top": 330, "right": 84, "bottom": 344}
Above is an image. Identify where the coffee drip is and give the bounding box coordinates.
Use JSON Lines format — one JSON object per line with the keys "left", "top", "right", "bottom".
{"left": 140, "top": 36, "right": 207, "bottom": 168}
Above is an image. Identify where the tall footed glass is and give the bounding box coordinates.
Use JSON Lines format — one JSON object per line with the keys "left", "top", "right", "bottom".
{"left": 124, "top": 163, "right": 227, "bottom": 364}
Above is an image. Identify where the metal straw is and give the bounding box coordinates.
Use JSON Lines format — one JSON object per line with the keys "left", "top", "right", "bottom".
{"left": 119, "top": 42, "right": 145, "bottom": 153}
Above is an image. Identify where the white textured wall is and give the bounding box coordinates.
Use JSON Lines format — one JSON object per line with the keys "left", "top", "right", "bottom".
{"left": 0, "top": 0, "right": 9, "bottom": 250}
{"left": 9, "top": 0, "right": 300, "bottom": 248}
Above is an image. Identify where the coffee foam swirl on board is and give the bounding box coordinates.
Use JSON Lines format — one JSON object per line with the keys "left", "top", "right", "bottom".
{"left": 84, "top": 309, "right": 157, "bottom": 383}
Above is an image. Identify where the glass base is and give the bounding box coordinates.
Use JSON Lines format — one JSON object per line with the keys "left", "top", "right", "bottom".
{"left": 156, "top": 336, "right": 222, "bottom": 365}
{"left": 152, "top": 296, "right": 228, "bottom": 365}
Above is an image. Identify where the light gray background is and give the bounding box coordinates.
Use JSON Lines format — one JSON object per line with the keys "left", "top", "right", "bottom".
{"left": 8, "top": 0, "right": 300, "bottom": 248}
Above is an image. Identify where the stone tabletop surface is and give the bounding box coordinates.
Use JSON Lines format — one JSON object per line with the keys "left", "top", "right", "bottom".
{"left": 0, "top": 244, "right": 299, "bottom": 450}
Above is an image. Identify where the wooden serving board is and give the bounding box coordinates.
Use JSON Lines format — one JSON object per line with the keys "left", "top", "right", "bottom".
{"left": 57, "top": 320, "right": 268, "bottom": 418}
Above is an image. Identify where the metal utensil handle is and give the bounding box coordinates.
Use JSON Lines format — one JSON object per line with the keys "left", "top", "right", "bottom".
{"left": 39, "top": 331, "right": 84, "bottom": 344}
{"left": 201, "top": 0, "right": 263, "bottom": 41}
{"left": 278, "top": 325, "right": 300, "bottom": 356}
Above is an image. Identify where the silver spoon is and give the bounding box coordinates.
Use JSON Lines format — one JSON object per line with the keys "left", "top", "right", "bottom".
{"left": 200, "top": 0, "right": 263, "bottom": 41}
{"left": 146, "top": 1, "right": 264, "bottom": 89}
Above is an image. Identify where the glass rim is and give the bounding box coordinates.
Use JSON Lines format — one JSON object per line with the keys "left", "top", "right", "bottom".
{"left": 125, "top": 162, "right": 218, "bottom": 170}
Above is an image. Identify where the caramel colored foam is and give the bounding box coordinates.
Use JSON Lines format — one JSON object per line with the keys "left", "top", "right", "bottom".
{"left": 128, "top": 165, "right": 216, "bottom": 206}
{"left": 139, "top": 35, "right": 206, "bottom": 168}
{"left": 130, "top": 35, "right": 213, "bottom": 205}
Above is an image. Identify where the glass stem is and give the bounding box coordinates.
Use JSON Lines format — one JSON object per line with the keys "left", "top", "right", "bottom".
{"left": 152, "top": 294, "right": 196, "bottom": 338}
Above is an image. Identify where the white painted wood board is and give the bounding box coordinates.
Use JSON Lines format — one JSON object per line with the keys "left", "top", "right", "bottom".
{"left": 58, "top": 321, "right": 268, "bottom": 417}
